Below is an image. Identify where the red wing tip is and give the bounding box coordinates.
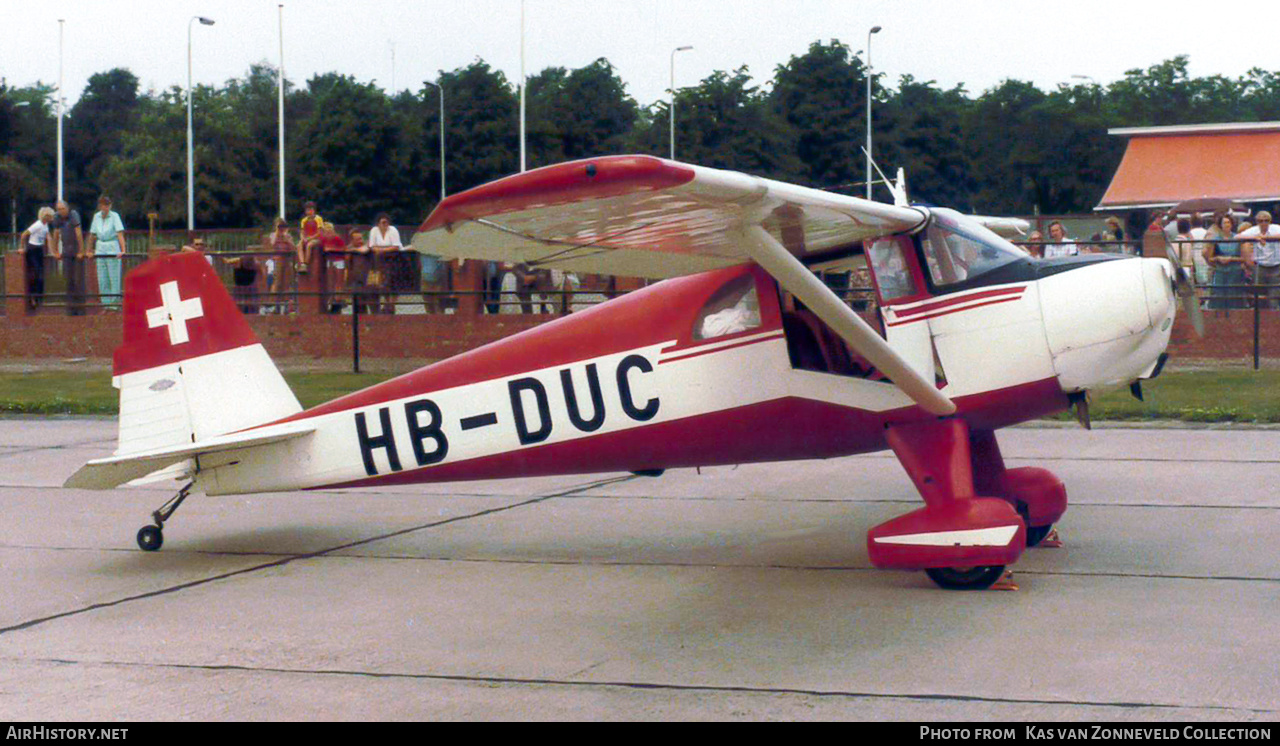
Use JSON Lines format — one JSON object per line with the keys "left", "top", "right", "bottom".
{"left": 418, "top": 155, "right": 697, "bottom": 233}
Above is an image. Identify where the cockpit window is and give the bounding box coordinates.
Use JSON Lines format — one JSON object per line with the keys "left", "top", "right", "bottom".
{"left": 867, "top": 237, "right": 918, "bottom": 302}
{"left": 694, "top": 273, "right": 761, "bottom": 340}
{"left": 920, "top": 208, "right": 1029, "bottom": 287}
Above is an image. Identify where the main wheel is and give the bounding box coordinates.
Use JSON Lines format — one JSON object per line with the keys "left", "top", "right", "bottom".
{"left": 136, "top": 525, "right": 163, "bottom": 552}
{"left": 1026, "top": 524, "right": 1054, "bottom": 548}
{"left": 925, "top": 565, "right": 1006, "bottom": 590}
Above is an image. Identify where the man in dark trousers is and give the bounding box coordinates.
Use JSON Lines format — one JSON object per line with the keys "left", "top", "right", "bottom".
{"left": 52, "top": 201, "right": 87, "bottom": 316}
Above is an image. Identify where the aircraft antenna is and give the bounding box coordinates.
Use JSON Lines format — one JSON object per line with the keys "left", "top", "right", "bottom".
{"left": 859, "top": 146, "right": 895, "bottom": 203}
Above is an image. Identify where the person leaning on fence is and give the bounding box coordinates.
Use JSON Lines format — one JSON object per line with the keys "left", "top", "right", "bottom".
{"left": 1103, "top": 216, "right": 1125, "bottom": 250}
{"left": 318, "top": 221, "right": 348, "bottom": 313}
{"left": 264, "top": 217, "right": 297, "bottom": 313}
{"left": 368, "top": 213, "right": 403, "bottom": 314}
{"left": 180, "top": 232, "right": 216, "bottom": 267}
{"left": 1239, "top": 210, "right": 1280, "bottom": 310}
{"left": 18, "top": 207, "right": 54, "bottom": 311}
{"left": 1043, "top": 221, "right": 1079, "bottom": 258}
{"left": 219, "top": 240, "right": 260, "bottom": 316}
{"left": 50, "top": 201, "right": 87, "bottom": 316}
{"left": 346, "top": 227, "right": 374, "bottom": 314}
{"left": 1205, "top": 213, "right": 1247, "bottom": 312}
{"left": 87, "top": 197, "right": 126, "bottom": 310}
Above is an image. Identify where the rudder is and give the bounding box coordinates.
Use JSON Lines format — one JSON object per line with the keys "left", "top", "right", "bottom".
{"left": 112, "top": 252, "right": 301, "bottom": 458}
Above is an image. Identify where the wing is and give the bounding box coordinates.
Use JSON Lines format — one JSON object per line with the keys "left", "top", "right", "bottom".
{"left": 412, "top": 155, "right": 954, "bottom": 415}
{"left": 411, "top": 155, "right": 927, "bottom": 279}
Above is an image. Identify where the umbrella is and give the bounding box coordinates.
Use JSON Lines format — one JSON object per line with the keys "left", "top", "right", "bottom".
{"left": 1169, "top": 197, "right": 1248, "bottom": 217}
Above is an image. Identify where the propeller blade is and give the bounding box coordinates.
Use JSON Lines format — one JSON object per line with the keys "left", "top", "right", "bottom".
{"left": 1129, "top": 381, "right": 1143, "bottom": 401}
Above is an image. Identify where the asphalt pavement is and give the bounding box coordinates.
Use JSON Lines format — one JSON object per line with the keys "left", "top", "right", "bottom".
{"left": 0, "top": 419, "right": 1276, "bottom": 721}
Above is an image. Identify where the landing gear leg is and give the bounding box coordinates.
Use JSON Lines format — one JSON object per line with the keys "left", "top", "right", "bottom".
{"left": 136, "top": 482, "right": 193, "bottom": 552}
{"left": 866, "top": 420, "right": 1027, "bottom": 590}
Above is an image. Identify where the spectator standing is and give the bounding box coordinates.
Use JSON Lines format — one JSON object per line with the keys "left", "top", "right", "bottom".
{"left": 1205, "top": 213, "right": 1246, "bottom": 311}
{"left": 1159, "top": 211, "right": 1179, "bottom": 245}
{"left": 1103, "top": 216, "right": 1125, "bottom": 252}
{"left": 368, "top": 213, "right": 403, "bottom": 314}
{"left": 1023, "top": 230, "right": 1044, "bottom": 258}
{"left": 18, "top": 207, "right": 55, "bottom": 311}
{"left": 264, "top": 218, "right": 297, "bottom": 313}
{"left": 51, "top": 201, "right": 87, "bottom": 315}
{"left": 497, "top": 262, "right": 524, "bottom": 314}
{"left": 317, "top": 222, "right": 348, "bottom": 312}
{"left": 549, "top": 268, "right": 579, "bottom": 315}
{"left": 1043, "top": 221, "right": 1079, "bottom": 258}
{"left": 220, "top": 241, "right": 260, "bottom": 315}
{"left": 87, "top": 196, "right": 126, "bottom": 310}
{"left": 346, "top": 228, "right": 373, "bottom": 314}
{"left": 1239, "top": 210, "right": 1280, "bottom": 309}
{"left": 1188, "top": 215, "right": 1211, "bottom": 287}
{"left": 419, "top": 251, "right": 448, "bottom": 314}
{"left": 1173, "top": 218, "right": 1195, "bottom": 277}
{"left": 180, "top": 232, "right": 215, "bottom": 266}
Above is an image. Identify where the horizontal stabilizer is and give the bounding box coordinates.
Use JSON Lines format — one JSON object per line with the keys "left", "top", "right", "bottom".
{"left": 64, "top": 421, "right": 316, "bottom": 490}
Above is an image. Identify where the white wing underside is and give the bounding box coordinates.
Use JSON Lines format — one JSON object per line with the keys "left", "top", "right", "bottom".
{"left": 409, "top": 156, "right": 956, "bottom": 415}
{"left": 411, "top": 160, "right": 927, "bottom": 279}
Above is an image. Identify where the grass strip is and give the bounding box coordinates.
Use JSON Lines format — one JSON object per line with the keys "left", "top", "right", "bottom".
{"left": 1, "top": 368, "right": 1279, "bottom": 423}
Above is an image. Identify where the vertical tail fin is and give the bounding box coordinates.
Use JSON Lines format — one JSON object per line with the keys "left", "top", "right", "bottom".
{"left": 112, "top": 252, "right": 301, "bottom": 457}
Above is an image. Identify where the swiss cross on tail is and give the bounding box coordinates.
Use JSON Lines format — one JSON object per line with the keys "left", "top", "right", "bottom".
{"left": 145, "top": 281, "right": 204, "bottom": 345}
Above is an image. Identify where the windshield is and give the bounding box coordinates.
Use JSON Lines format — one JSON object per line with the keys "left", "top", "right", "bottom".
{"left": 919, "top": 208, "right": 1030, "bottom": 287}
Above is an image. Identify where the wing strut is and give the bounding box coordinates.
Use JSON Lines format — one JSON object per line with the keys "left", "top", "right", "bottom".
{"left": 737, "top": 224, "right": 957, "bottom": 416}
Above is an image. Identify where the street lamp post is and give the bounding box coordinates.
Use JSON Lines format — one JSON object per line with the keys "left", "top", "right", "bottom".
{"left": 277, "top": 4, "right": 285, "bottom": 221}
{"left": 519, "top": 0, "right": 526, "bottom": 172}
{"left": 57, "top": 19, "right": 64, "bottom": 202}
{"left": 424, "top": 81, "right": 446, "bottom": 202}
{"left": 865, "top": 25, "right": 881, "bottom": 201}
{"left": 187, "top": 15, "right": 215, "bottom": 232}
{"left": 670, "top": 46, "right": 692, "bottom": 161}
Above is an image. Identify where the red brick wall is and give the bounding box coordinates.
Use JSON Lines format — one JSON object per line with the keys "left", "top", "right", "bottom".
{"left": 2, "top": 306, "right": 1275, "bottom": 364}
{"left": 1168, "top": 308, "right": 1280, "bottom": 361}
{"left": 0, "top": 312, "right": 548, "bottom": 363}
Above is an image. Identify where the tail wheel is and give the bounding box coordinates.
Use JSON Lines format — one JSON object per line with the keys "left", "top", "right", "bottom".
{"left": 136, "top": 525, "right": 164, "bottom": 552}
{"left": 925, "top": 565, "right": 1006, "bottom": 590}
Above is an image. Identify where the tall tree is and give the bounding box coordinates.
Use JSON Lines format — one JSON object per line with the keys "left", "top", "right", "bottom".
{"left": 635, "top": 67, "right": 802, "bottom": 180}
{"left": 65, "top": 68, "right": 140, "bottom": 212}
{"left": 98, "top": 87, "right": 185, "bottom": 226}
{"left": 290, "top": 74, "right": 400, "bottom": 224}
{"left": 769, "top": 40, "right": 868, "bottom": 189}
{"left": 963, "top": 79, "right": 1047, "bottom": 213}
{"left": 542, "top": 59, "right": 638, "bottom": 163}
{"left": 2, "top": 82, "right": 58, "bottom": 226}
{"left": 876, "top": 75, "right": 972, "bottom": 209}
{"left": 433, "top": 61, "right": 518, "bottom": 193}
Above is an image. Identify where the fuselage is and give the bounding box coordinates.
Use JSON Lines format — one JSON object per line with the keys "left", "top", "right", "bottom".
{"left": 194, "top": 234, "right": 1175, "bottom": 496}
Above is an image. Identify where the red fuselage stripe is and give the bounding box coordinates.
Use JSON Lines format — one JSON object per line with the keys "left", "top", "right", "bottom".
{"left": 890, "top": 286, "right": 1025, "bottom": 319}
{"left": 885, "top": 296, "right": 1024, "bottom": 327}
{"left": 658, "top": 333, "right": 785, "bottom": 364}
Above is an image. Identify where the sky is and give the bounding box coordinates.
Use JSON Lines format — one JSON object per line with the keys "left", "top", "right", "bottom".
{"left": 4, "top": 0, "right": 1280, "bottom": 110}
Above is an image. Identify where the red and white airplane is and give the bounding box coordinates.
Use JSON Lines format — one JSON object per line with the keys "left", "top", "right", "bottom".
{"left": 66, "top": 155, "right": 1192, "bottom": 590}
